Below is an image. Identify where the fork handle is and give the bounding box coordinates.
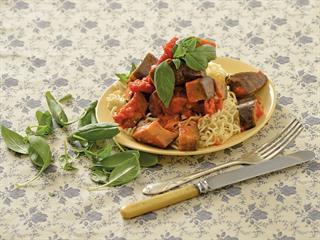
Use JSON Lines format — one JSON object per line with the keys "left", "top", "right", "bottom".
{"left": 142, "top": 161, "right": 240, "bottom": 195}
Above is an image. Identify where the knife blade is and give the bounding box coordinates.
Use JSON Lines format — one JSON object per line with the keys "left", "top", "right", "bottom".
{"left": 121, "top": 151, "right": 314, "bottom": 219}
{"left": 197, "top": 150, "right": 315, "bottom": 193}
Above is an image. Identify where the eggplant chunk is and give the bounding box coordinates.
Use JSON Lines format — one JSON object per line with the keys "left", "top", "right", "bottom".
{"left": 133, "top": 121, "right": 178, "bottom": 148}
{"left": 170, "top": 62, "right": 203, "bottom": 86}
{"left": 186, "top": 77, "right": 215, "bottom": 102}
{"left": 238, "top": 96, "right": 258, "bottom": 131}
{"left": 177, "top": 121, "right": 200, "bottom": 151}
{"left": 228, "top": 71, "right": 268, "bottom": 98}
{"left": 129, "top": 53, "right": 158, "bottom": 82}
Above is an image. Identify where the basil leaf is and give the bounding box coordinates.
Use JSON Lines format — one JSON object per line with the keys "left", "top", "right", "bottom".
{"left": 139, "top": 151, "right": 158, "bottom": 167}
{"left": 90, "top": 166, "right": 110, "bottom": 184}
{"left": 154, "top": 61, "right": 175, "bottom": 107}
{"left": 106, "top": 156, "right": 140, "bottom": 187}
{"left": 172, "top": 59, "right": 181, "bottom": 69}
{"left": 184, "top": 45, "right": 216, "bottom": 71}
{"left": 59, "top": 94, "right": 73, "bottom": 104}
{"left": 116, "top": 63, "right": 137, "bottom": 84}
{"left": 59, "top": 141, "right": 77, "bottom": 171}
{"left": 173, "top": 37, "right": 199, "bottom": 58}
{"left": 16, "top": 135, "right": 52, "bottom": 187}
{"left": 78, "top": 100, "right": 97, "bottom": 127}
{"left": 29, "top": 146, "right": 43, "bottom": 167}
{"left": 35, "top": 110, "right": 53, "bottom": 136}
{"left": 95, "top": 150, "right": 140, "bottom": 171}
{"left": 45, "top": 91, "right": 69, "bottom": 126}
{"left": 96, "top": 145, "right": 113, "bottom": 160}
{"left": 1, "top": 125, "right": 29, "bottom": 154}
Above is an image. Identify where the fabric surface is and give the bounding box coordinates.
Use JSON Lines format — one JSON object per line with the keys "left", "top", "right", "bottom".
{"left": 0, "top": 0, "right": 319, "bottom": 239}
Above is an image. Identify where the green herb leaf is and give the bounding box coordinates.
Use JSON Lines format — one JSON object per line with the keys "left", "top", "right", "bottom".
{"left": 154, "top": 61, "right": 175, "bottom": 107}
{"left": 116, "top": 63, "right": 137, "bottom": 84}
{"left": 95, "top": 150, "right": 139, "bottom": 171}
{"left": 107, "top": 156, "right": 140, "bottom": 187}
{"left": 184, "top": 45, "right": 216, "bottom": 71}
{"left": 139, "top": 151, "right": 158, "bottom": 167}
{"left": 68, "top": 123, "right": 119, "bottom": 144}
{"left": 173, "top": 37, "right": 199, "bottom": 58}
{"left": 59, "top": 94, "right": 73, "bottom": 104}
{"left": 59, "top": 141, "right": 77, "bottom": 171}
{"left": 78, "top": 100, "right": 97, "bottom": 127}
{"left": 35, "top": 110, "right": 53, "bottom": 136}
{"left": 16, "top": 135, "right": 52, "bottom": 187}
{"left": 45, "top": 91, "right": 70, "bottom": 126}
{"left": 1, "top": 125, "right": 29, "bottom": 154}
{"left": 90, "top": 166, "right": 110, "bottom": 184}
{"left": 172, "top": 59, "right": 181, "bottom": 69}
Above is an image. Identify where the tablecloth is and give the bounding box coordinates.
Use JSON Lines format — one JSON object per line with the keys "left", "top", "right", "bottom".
{"left": 1, "top": 0, "right": 319, "bottom": 239}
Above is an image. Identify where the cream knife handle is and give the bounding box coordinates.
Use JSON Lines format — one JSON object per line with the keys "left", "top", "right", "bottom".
{"left": 143, "top": 161, "right": 240, "bottom": 195}
{"left": 121, "top": 185, "right": 200, "bottom": 219}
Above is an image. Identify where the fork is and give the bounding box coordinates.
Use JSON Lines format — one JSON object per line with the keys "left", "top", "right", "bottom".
{"left": 143, "top": 119, "right": 303, "bottom": 195}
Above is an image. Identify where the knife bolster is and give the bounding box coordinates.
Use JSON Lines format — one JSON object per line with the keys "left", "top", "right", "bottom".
{"left": 196, "top": 180, "right": 210, "bottom": 194}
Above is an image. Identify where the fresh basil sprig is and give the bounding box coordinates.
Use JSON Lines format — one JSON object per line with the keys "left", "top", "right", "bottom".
{"left": 154, "top": 61, "right": 175, "bottom": 107}
{"left": 184, "top": 45, "right": 216, "bottom": 71}
{"left": 1, "top": 125, "right": 29, "bottom": 154}
{"left": 59, "top": 141, "right": 77, "bottom": 171}
{"left": 59, "top": 94, "right": 73, "bottom": 104}
{"left": 16, "top": 135, "right": 52, "bottom": 187}
{"left": 25, "top": 110, "right": 53, "bottom": 136}
{"left": 173, "top": 37, "right": 216, "bottom": 71}
{"left": 68, "top": 123, "right": 119, "bottom": 146}
{"left": 89, "top": 151, "right": 140, "bottom": 190}
{"left": 139, "top": 151, "right": 158, "bottom": 167}
{"left": 115, "top": 63, "right": 137, "bottom": 84}
{"left": 45, "top": 91, "right": 77, "bottom": 126}
{"left": 78, "top": 100, "right": 97, "bottom": 127}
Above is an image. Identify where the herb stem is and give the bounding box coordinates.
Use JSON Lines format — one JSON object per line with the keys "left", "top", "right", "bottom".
{"left": 113, "top": 137, "right": 125, "bottom": 152}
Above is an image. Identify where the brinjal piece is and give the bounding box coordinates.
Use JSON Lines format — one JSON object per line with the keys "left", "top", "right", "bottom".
{"left": 177, "top": 121, "right": 200, "bottom": 151}
{"left": 133, "top": 121, "right": 178, "bottom": 148}
{"left": 169, "top": 62, "right": 203, "bottom": 86}
{"left": 128, "top": 53, "right": 158, "bottom": 82}
{"left": 237, "top": 96, "right": 258, "bottom": 131}
{"left": 185, "top": 77, "right": 215, "bottom": 102}
{"left": 228, "top": 71, "right": 268, "bottom": 98}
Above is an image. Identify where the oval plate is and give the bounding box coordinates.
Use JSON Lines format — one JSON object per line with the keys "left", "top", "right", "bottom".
{"left": 96, "top": 57, "right": 276, "bottom": 156}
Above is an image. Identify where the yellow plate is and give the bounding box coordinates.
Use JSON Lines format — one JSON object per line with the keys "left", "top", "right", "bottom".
{"left": 96, "top": 57, "right": 276, "bottom": 156}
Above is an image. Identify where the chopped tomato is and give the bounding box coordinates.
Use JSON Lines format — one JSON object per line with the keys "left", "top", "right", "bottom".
{"left": 198, "top": 38, "right": 216, "bottom": 47}
{"left": 215, "top": 96, "right": 223, "bottom": 111}
{"left": 113, "top": 93, "right": 148, "bottom": 128}
{"left": 255, "top": 100, "right": 264, "bottom": 119}
{"left": 157, "top": 37, "right": 179, "bottom": 64}
{"left": 204, "top": 98, "right": 216, "bottom": 115}
{"left": 129, "top": 77, "right": 155, "bottom": 93}
{"left": 233, "top": 86, "right": 248, "bottom": 98}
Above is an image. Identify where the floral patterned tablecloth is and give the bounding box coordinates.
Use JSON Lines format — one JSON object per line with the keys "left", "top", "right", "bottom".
{"left": 1, "top": 0, "right": 319, "bottom": 239}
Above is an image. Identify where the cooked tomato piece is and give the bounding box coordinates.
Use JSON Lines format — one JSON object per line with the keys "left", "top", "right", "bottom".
{"left": 204, "top": 98, "right": 216, "bottom": 115}
{"left": 198, "top": 38, "right": 216, "bottom": 47}
{"left": 113, "top": 92, "right": 148, "bottom": 128}
{"left": 255, "top": 99, "right": 264, "bottom": 119}
{"left": 129, "top": 78, "right": 155, "bottom": 93}
{"left": 157, "top": 37, "right": 179, "bottom": 64}
{"left": 133, "top": 121, "right": 178, "bottom": 148}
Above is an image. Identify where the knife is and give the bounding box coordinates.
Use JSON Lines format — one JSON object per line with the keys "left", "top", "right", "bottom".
{"left": 120, "top": 151, "right": 315, "bottom": 219}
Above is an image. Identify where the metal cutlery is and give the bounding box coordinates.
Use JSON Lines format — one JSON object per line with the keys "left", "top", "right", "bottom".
{"left": 121, "top": 150, "right": 315, "bottom": 219}
{"left": 143, "top": 119, "right": 303, "bottom": 195}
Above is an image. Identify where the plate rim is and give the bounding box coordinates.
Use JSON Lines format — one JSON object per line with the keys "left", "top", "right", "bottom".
{"left": 96, "top": 57, "right": 276, "bottom": 156}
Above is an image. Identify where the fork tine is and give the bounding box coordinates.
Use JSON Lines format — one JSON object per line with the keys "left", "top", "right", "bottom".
{"left": 259, "top": 123, "right": 303, "bottom": 160}
{"left": 262, "top": 126, "right": 303, "bottom": 161}
{"left": 257, "top": 119, "right": 301, "bottom": 155}
{"left": 259, "top": 121, "right": 302, "bottom": 157}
